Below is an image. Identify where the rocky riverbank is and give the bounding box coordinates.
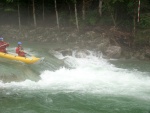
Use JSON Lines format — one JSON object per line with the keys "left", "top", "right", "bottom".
{"left": 0, "top": 25, "right": 150, "bottom": 60}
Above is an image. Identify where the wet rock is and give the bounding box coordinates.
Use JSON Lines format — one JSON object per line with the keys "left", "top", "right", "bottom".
{"left": 74, "top": 49, "right": 90, "bottom": 58}
{"left": 133, "top": 51, "right": 144, "bottom": 60}
{"left": 85, "top": 31, "right": 96, "bottom": 40}
{"left": 145, "top": 48, "right": 150, "bottom": 59}
{"left": 0, "top": 25, "right": 149, "bottom": 61}
{"left": 96, "top": 38, "right": 110, "bottom": 51}
{"left": 105, "top": 46, "right": 121, "bottom": 58}
{"left": 121, "top": 50, "right": 132, "bottom": 59}
{"left": 140, "top": 53, "right": 146, "bottom": 60}
{"left": 60, "top": 49, "right": 72, "bottom": 56}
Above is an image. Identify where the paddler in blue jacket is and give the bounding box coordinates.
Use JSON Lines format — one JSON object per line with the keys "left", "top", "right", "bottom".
{"left": 0, "top": 37, "right": 9, "bottom": 53}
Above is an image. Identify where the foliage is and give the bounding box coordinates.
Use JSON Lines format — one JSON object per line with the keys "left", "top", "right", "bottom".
{"left": 98, "top": 16, "right": 114, "bottom": 26}
{"left": 138, "top": 13, "right": 150, "bottom": 29}
{"left": 85, "top": 10, "right": 99, "bottom": 26}
{"left": 6, "top": 0, "right": 13, "bottom": 3}
{"left": 58, "top": 11, "right": 69, "bottom": 26}
{"left": 0, "top": 0, "right": 150, "bottom": 30}
{"left": 0, "top": 0, "right": 149, "bottom": 46}
{"left": 4, "top": 8, "right": 16, "bottom": 12}
{"left": 134, "top": 30, "right": 150, "bottom": 46}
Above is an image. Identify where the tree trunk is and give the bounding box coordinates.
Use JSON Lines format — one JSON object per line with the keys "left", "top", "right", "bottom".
{"left": 17, "top": 1, "right": 21, "bottom": 29}
{"left": 54, "top": 0, "right": 59, "bottom": 29}
{"left": 99, "top": 0, "right": 102, "bottom": 16}
{"left": 66, "top": 0, "right": 71, "bottom": 26}
{"left": 43, "top": 0, "right": 45, "bottom": 21}
{"left": 107, "top": 3, "right": 116, "bottom": 27}
{"left": 82, "top": 0, "right": 85, "bottom": 20}
{"left": 27, "top": 0, "right": 30, "bottom": 25}
{"left": 111, "top": 12, "right": 116, "bottom": 27}
{"left": 137, "top": 0, "right": 140, "bottom": 22}
{"left": 133, "top": 0, "right": 137, "bottom": 40}
{"left": 133, "top": 15, "right": 136, "bottom": 37}
{"left": 32, "top": 0, "right": 36, "bottom": 27}
{"left": 74, "top": 1, "right": 79, "bottom": 31}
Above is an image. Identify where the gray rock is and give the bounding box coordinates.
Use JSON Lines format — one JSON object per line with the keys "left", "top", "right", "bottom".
{"left": 74, "top": 49, "right": 90, "bottom": 58}
{"left": 145, "top": 49, "right": 150, "bottom": 59}
{"left": 105, "top": 46, "right": 121, "bottom": 58}
{"left": 96, "top": 38, "right": 110, "bottom": 52}
{"left": 60, "top": 49, "right": 72, "bottom": 56}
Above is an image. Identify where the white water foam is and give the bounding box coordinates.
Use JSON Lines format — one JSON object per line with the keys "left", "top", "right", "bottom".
{"left": 1, "top": 51, "right": 150, "bottom": 100}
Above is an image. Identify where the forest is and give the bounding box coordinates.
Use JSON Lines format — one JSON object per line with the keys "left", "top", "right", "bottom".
{"left": 0, "top": 0, "right": 150, "bottom": 46}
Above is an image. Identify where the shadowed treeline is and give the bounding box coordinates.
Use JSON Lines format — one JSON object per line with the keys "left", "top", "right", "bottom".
{"left": 1, "top": 0, "right": 150, "bottom": 31}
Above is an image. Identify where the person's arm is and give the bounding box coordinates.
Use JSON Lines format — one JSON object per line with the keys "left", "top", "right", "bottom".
{"left": 0, "top": 42, "right": 9, "bottom": 48}
{"left": 4, "top": 42, "right": 9, "bottom": 47}
{"left": 16, "top": 47, "right": 20, "bottom": 54}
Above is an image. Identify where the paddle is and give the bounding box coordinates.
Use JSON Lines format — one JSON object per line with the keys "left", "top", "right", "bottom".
{"left": 20, "top": 48, "right": 33, "bottom": 57}
{"left": 25, "top": 53, "right": 33, "bottom": 56}
{"left": 23, "top": 50, "right": 33, "bottom": 57}
{"left": 26, "top": 53, "right": 33, "bottom": 60}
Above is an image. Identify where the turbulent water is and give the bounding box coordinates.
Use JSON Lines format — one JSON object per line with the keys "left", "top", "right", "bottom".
{"left": 0, "top": 42, "right": 150, "bottom": 113}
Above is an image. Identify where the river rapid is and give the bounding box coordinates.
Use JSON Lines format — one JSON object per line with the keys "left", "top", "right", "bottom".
{"left": 0, "top": 41, "right": 150, "bottom": 113}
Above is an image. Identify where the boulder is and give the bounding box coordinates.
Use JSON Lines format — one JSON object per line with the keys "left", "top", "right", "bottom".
{"left": 60, "top": 49, "right": 72, "bottom": 56}
{"left": 74, "top": 49, "right": 90, "bottom": 58}
{"left": 145, "top": 48, "right": 150, "bottom": 59}
{"left": 105, "top": 46, "right": 121, "bottom": 58}
{"left": 96, "top": 38, "right": 110, "bottom": 52}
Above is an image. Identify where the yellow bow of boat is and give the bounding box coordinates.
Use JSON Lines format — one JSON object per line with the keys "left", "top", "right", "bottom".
{"left": 0, "top": 52, "right": 40, "bottom": 64}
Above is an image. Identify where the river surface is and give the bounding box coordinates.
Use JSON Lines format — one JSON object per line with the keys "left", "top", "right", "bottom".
{"left": 0, "top": 41, "right": 150, "bottom": 113}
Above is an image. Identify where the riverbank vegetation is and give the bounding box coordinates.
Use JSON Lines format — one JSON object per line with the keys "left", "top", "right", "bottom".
{"left": 0, "top": 0, "right": 150, "bottom": 60}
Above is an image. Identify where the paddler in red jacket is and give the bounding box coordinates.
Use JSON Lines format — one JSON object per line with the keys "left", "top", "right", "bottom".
{"left": 0, "top": 37, "right": 9, "bottom": 53}
{"left": 16, "top": 42, "right": 26, "bottom": 57}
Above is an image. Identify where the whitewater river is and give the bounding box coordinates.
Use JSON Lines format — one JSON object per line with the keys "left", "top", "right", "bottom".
{"left": 0, "top": 41, "right": 150, "bottom": 113}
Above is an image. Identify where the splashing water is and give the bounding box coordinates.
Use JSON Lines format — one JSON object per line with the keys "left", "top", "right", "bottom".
{"left": 1, "top": 50, "right": 150, "bottom": 102}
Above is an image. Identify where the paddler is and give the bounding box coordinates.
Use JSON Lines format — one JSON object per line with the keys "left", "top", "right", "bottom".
{"left": 0, "top": 37, "right": 9, "bottom": 53}
{"left": 16, "top": 42, "right": 26, "bottom": 57}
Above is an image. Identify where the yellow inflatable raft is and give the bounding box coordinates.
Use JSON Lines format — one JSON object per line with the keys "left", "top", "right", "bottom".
{"left": 0, "top": 52, "right": 40, "bottom": 64}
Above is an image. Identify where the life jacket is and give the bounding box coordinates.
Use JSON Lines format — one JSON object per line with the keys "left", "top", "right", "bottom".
{"left": 0, "top": 41, "right": 9, "bottom": 53}
{"left": 16, "top": 46, "right": 26, "bottom": 57}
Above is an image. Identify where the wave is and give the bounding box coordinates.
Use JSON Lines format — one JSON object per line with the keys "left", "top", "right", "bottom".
{"left": 0, "top": 50, "right": 150, "bottom": 100}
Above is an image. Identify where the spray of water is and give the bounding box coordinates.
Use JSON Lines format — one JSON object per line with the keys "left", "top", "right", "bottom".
{"left": 0, "top": 50, "right": 150, "bottom": 100}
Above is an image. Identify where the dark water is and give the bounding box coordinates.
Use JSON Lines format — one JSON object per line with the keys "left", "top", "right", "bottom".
{"left": 0, "top": 41, "right": 150, "bottom": 113}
